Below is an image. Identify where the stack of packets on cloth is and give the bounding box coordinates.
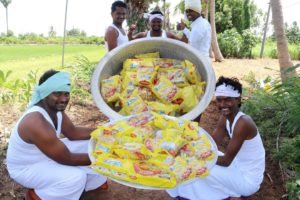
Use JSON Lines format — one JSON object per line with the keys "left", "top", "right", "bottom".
{"left": 89, "top": 112, "right": 216, "bottom": 189}
{"left": 100, "top": 52, "right": 206, "bottom": 117}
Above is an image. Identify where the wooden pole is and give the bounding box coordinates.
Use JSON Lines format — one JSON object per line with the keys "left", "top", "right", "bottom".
{"left": 62, "top": 0, "right": 68, "bottom": 67}
{"left": 260, "top": 1, "right": 271, "bottom": 58}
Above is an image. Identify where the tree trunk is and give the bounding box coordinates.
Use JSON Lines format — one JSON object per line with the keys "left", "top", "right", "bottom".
{"left": 125, "top": 0, "right": 150, "bottom": 32}
{"left": 210, "top": 0, "right": 224, "bottom": 62}
{"left": 204, "top": 0, "right": 209, "bottom": 19}
{"left": 270, "top": 0, "right": 297, "bottom": 81}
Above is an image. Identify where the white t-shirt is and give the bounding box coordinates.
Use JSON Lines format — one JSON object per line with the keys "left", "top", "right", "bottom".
{"left": 184, "top": 16, "right": 211, "bottom": 57}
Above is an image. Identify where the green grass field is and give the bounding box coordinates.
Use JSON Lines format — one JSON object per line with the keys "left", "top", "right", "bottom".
{"left": 0, "top": 45, "right": 107, "bottom": 80}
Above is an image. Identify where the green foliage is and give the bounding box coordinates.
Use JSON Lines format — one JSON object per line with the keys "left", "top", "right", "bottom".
{"left": 286, "top": 22, "right": 300, "bottom": 44}
{"left": 251, "top": 41, "right": 300, "bottom": 60}
{"left": 242, "top": 65, "right": 300, "bottom": 199}
{"left": 286, "top": 180, "right": 300, "bottom": 200}
{"left": 0, "top": 69, "right": 38, "bottom": 104}
{"left": 240, "top": 29, "right": 258, "bottom": 58}
{"left": 218, "top": 28, "right": 242, "bottom": 58}
{"left": 0, "top": 0, "right": 12, "bottom": 8}
{"left": 0, "top": 35, "right": 104, "bottom": 45}
{"left": 67, "top": 27, "right": 86, "bottom": 37}
{"left": 215, "top": 0, "right": 260, "bottom": 33}
{"left": 270, "top": 48, "right": 278, "bottom": 59}
{"left": 218, "top": 28, "right": 258, "bottom": 58}
{"left": 65, "top": 55, "right": 97, "bottom": 101}
{"left": 0, "top": 56, "right": 97, "bottom": 105}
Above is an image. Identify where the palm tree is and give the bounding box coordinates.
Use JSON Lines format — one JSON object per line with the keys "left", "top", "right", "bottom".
{"left": 270, "top": 0, "right": 297, "bottom": 81}
{"left": 125, "top": 0, "right": 158, "bottom": 32}
{"left": 0, "top": 0, "right": 12, "bottom": 36}
{"left": 210, "top": 0, "right": 223, "bottom": 61}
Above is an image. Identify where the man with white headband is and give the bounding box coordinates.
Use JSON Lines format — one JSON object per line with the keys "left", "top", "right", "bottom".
{"left": 167, "top": 76, "right": 265, "bottom": 200}
{"left": 6, "top": 70, "right": 108, "bottom": 199}
{"left": 177, "top": 0, "right": 211, "bottom": 57}
{"left": 128, "top": 10, "right": 180, "bottom": 40}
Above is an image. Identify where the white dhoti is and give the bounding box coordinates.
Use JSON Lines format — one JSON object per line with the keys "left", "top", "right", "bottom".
{"left": 167, "top": 161, "right": 259, "bottom": 200}
{"left": 9, "top": 139, "right": 107, "bottom": 200}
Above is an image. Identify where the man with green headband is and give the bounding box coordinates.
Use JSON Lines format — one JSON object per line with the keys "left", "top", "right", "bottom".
{"left": 6, "top": 70, "right": 107, "bottom": 200}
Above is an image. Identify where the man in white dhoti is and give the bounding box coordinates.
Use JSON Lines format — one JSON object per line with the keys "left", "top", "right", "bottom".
{"left": 167, "top": 76, "right": 265, "bottom": 200}
{"left": 6, "top": 70, "right": 107, "bottom": 200}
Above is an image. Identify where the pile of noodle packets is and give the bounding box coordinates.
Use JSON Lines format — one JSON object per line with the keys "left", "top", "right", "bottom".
{"left": 100, "top": 52, "right": 206, "bottom": 117}
{"left": 89, "top": 112, "right": 216, "bottom": 189}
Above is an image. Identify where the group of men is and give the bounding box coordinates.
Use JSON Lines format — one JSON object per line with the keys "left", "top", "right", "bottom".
{"left": 5, "top": 0, "right": 265, "bottom": 200}
{"left": 105, "top": 0, "right": 211, "bottom": 58}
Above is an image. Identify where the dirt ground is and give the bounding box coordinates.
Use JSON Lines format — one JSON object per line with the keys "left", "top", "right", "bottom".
{"left": 0, "top": 58, "right": 295, "bottom": 200}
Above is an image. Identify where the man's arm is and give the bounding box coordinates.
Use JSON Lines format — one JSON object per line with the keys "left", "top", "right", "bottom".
{"left": 19, "top": 113, "right": 91, "bottom": 166}
{"left": 216, "top": 116, "right": 257, "bottom": 166}
{"left": 105, "top": 27, "right": 119, "bottom": 51}
{"left": 166, "top": 31, "right": 188, "bottom": 43}
{"left": 128, "top": 31, "right": 147, "bottom": 40}
{"left": 127, "top": 23, "right": 147, "bottom": 40}
{"left": 61, "top": 112, "right": 95, "bottom": 141}
{"left": 211, "top": 115, "right": 228, "bottom": 146}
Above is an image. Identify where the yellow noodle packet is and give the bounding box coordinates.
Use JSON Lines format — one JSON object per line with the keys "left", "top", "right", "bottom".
{"left": 101, "top": 75, "right": 121, "bottom": 103}
{"left": 119, "top": 89, "right": 150, "bottom": 115}
{"left": 134, "top": 52, "right": 160, "bottom": 58}
{"left": 133, "top": 160, "right": 177, "bottom": 188}
{"left": 175, "top": 86, "right": 199, "bottom": 113}
{"left": 184, "top": 60, "right": 201, "bottom": 84}
{"left": 170, "top": 156, "right": 193, "bottom": 183}
{"left": 146, "top": 101, "right": 179, "bottom": 116}
{"left": 152, "top": 76, "right": 180, "bottom": 104}
{"left": 114, "top": 143, "right": 152, "bottom": 160}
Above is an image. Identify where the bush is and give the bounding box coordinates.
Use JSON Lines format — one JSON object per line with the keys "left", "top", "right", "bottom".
{"left": 218, "top": 28, "right": 243, "bottom": 58}
{"left": 240, "top": 29, "right": 258, "bottom": 58}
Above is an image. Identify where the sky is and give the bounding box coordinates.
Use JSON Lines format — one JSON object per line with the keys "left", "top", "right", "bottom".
{"left": 0, "top": 0, "right": 300, "bottom": 37}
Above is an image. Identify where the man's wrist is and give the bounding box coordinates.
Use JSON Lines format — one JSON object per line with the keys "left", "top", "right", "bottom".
{"left": 183, "top": 27, "right": 190, "bottom": 36}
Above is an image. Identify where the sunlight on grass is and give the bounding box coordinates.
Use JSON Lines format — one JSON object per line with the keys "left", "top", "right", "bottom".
{"left": 0, "top": 45, "right": 107, "bottom": 80}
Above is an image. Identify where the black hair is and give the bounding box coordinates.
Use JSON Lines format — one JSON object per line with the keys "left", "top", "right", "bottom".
{"left": 38, "top": 69, "right": 59, "bottom": 85}
{"left": 215, "top": 76, "right": 242, "bottom": 95}
{"left": 150, "top": 10, "right": 164, "bottom": 16}
{"left": 111, "top": 1, "right": 127, "bottom": 12}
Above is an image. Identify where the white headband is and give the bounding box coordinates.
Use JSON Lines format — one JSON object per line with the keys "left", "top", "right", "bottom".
{"left": 143, "top": 13, "right": 164, "bottom": 22}
{"left": 215, "top": 83, "right": 240, "bottom": 97}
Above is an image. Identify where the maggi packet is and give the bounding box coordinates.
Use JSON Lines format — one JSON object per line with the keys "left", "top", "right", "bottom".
{"left": 101, "top": 75, "right": 122, "bottom": 103}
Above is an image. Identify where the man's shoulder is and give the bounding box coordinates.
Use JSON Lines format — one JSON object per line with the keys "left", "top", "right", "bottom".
{"left": 237, "top": 114, "right": 257, "bottom": 130}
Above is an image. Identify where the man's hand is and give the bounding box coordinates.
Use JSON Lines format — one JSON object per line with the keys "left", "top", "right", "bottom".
{"left": 177, "top": 20, "right": 186, "bottom": 31}
{"left": 129, "top": 22, "right": 137, "bottom": 33}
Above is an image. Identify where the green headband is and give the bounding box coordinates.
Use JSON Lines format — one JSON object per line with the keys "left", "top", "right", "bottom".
{"left": 28, "top": 72, "right": 71, "bottom": 108}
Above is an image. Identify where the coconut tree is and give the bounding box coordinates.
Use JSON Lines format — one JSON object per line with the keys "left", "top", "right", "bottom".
{"left": 270, "top": 0, "right": 297, "bottom": 81}
{"left": 0, "top": 0, "right": 12, "bottom": 36}
{"left": 210, "top": 0, "right": 223, "bottom": 61}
